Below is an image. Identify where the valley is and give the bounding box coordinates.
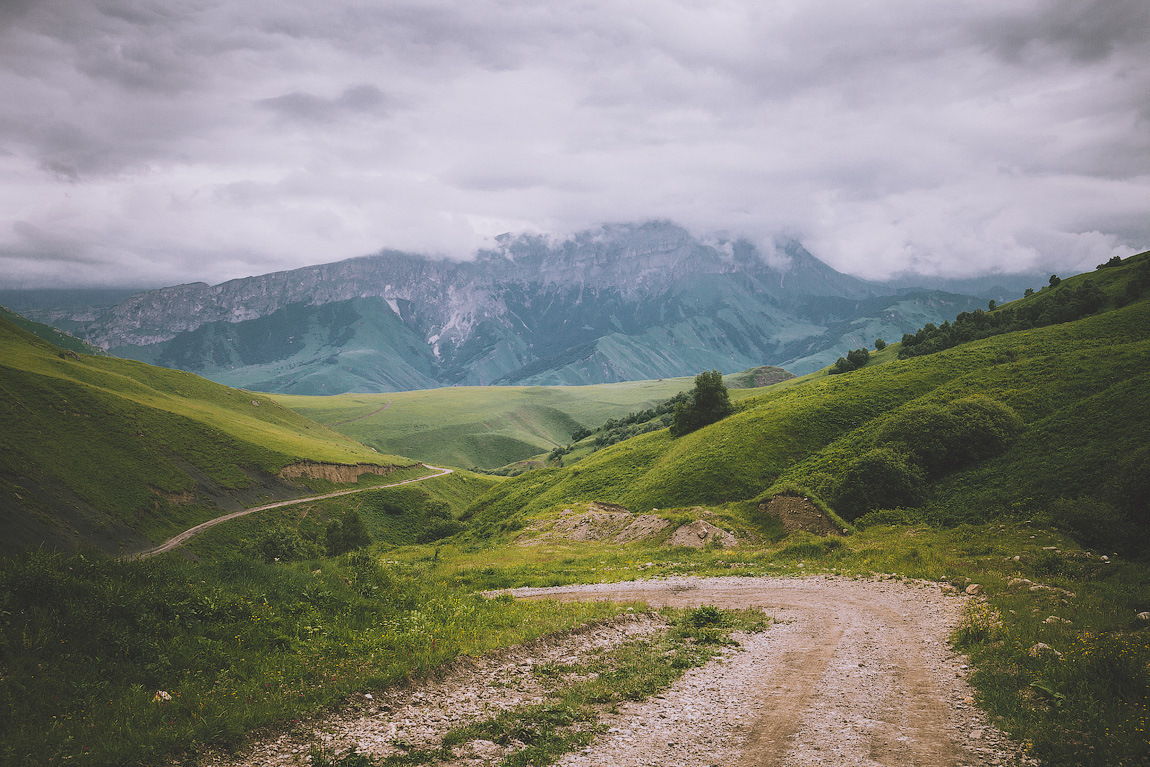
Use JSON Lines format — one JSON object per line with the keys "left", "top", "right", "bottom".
{"left": 1, "top": 250, "right": 1148, "bottom": 767}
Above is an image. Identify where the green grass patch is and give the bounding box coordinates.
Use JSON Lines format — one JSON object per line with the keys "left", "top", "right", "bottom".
{"left": 0, "top": 548, "right": 627, "bottom": 767}
{"left": 0, "top": 316, "right": 414, "bottom": 554}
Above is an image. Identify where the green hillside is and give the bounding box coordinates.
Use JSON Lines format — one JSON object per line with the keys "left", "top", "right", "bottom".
{"left": 273, "top": 377, "right": 701, "bottom": 470}
{"left": 0, "top": 304, "right": 103, "bottom": 356}
{"left": 0, "top": 316, "right": 417, "bottom": 555}
{"left": 463, "top": 252, "right": 1150, "bottom": 552}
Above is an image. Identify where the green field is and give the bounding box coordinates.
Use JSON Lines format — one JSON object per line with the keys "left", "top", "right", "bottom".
{"left": 272, "top": 377, "right": 700, "bottom": 470}
{"left": 271, "top": 367, "right": 788, "bottom": 471}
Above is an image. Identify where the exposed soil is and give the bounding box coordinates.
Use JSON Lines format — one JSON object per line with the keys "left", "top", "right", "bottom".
{"left": 517, "top": 504, "right": 738, "bottom": 548}
{"left": 277, "top": 461, "right": 420, "bottom": 484}
{"left": 760, "top": 494, "right": 845, "bottom": 536}
{"left": 202, "top": 576, "right": 1035, "bottom": 767}
{"left": 666, "top": 518, "right": 738, "bottom": 548}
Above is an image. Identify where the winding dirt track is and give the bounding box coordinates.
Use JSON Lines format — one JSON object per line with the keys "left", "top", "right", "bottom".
{"left": 125, "top": 464, "right": 452, "bottom": 560}
{"left": 510, "top": 577, "right": 1027, "bottom": 767}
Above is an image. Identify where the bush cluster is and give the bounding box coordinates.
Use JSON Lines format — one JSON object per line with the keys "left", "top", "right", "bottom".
{"left": 829, "top": 347, "right": 870, "bottom": 375}
{"left": 900, "top": 279, "right": 1107, "bottom": 359}
{"left": 831, "top": 397, "right": 1024, "bottom": 520}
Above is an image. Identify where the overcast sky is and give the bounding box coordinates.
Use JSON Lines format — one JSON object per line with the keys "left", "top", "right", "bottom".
{"left": 1, "top": 0, "right": 1148, "bottom": 289}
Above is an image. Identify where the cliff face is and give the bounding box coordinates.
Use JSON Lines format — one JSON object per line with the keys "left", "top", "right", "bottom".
{"left": 30, "top": 221, "right": 986, "bottom": 391}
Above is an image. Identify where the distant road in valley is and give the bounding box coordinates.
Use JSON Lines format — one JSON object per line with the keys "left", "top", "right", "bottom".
{"left": 125, "top": 464, "right": 453, "bottom": 560}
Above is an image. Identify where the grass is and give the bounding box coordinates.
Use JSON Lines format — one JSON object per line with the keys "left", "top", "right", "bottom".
{"left": 0, "top": 549, "right": 628, "bottom": 767}
{"left": 271, "top": 378, "right": 698, "bottom": 470}
{"left": 0, "top": 316, "right": 415, "bottom": 554}
{"left": 307, "top": 605, "right": 770, "bottom": 767}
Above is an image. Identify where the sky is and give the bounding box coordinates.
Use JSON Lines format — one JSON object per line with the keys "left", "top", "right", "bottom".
{"left": 1, "top": 0, "right": 1148, "bottom": 289}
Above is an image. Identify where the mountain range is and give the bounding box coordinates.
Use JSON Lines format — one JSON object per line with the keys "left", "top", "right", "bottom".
{"left": 23, "top": 221, "right": 1018, "bottom": 394}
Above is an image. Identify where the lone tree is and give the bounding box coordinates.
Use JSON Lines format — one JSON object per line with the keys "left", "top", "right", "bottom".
{"left": 671, "top": 370, "right": 733, "bottom": 436}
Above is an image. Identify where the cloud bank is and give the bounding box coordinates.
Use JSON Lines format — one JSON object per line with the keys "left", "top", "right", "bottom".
{"left": 0, "top": 0, "right": 1147, "bottom": 288}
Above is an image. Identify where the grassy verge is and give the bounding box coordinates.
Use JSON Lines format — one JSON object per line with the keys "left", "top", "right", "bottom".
{"left": 0, "top": 550, "right": 626, "bottom": 767}
{"left": 309, "top": 605, "right": 770, "bottom": 767}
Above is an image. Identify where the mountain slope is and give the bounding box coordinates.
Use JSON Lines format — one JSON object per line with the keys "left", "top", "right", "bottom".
{"left": 0, "top": 315, "right": 416, "bottom": 555}
{"left": 27, "top": 222, "right": 1004, "bottom": 392}
{"left": 463, "top": 251, "right": 1150, "bottom": 551}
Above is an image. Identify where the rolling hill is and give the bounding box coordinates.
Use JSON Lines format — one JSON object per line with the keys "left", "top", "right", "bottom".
{"left": 0, "top": 316, "right": 420, "bottom": 556}
{"left": 462, "top": 251, "right": 1150, "bottom": 553}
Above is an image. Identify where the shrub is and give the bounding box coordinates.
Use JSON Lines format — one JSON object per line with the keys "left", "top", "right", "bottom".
{"left": 244, "top": 525, "right": 317, "bottom": 563}
{"left": 832, "top": 448, "right": 925, "bottom": 521}
{"left": 953, "top": 600, "right": 1004, "bottom": 647}
{"left": 830, "top": 347, "right": 870, "bottom": 375}
{"left": 875, "top": 396, "right": 1024, "bottom": 479}
{"left": 326, "top": 511, "right": 371, "bottom": 556}
{"left": 416, "top": 518, "right": 466, "bottom": 543}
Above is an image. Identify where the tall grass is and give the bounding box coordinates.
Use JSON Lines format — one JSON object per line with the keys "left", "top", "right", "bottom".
{"left": 0, "top": 550, "right": 623, "bottom": 767}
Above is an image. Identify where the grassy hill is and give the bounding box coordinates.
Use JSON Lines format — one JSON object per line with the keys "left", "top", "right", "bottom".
{"left": 0, "top": 304, "right": 103, "bottom": 356}
{"left": 0, "top": 315, "right": 418, "bottom": 556}
{"left": 273, "top": 377, "right": 701, "bottom": 470}
{"left": 272, "top": 367, "right": 790, "bottom": 471}
{"left": 462, "top": 251, "right": 1150, "bottom": 552}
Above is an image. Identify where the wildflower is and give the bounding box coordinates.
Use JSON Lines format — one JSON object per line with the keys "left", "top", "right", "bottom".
{"left": 152, "top": 690, "right": 172, "bottom": 704}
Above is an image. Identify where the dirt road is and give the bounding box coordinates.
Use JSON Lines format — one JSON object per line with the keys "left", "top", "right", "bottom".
{"left": 209, "top": 575, "right": 1033, "bottom": 767}
{"left": 511, "top": 577, "right": 1033, "bottom": 767}
{"left": 126, "top": 464, "right": 452, "bottom": 559}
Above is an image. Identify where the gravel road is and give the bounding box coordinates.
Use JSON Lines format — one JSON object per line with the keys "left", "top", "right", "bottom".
{"left": 514, "top": 576, "right": 1037, "bottom": 767}
{"left": 206, "top": 575, "right": 1036, "bottom": 767}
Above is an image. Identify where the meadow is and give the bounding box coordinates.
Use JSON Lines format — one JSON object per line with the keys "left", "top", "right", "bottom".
{"left": 272, "top": 377, "right": 697, "bottom": 470}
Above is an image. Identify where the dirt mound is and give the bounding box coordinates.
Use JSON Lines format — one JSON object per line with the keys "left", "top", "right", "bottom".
{"left": 615, "top": 515, "right": 671, "bottom": 543}
{"left": 667, "top": 519, "right": 738, "bottom": 549}
{"left": 518, "top": 503, "right": 738, "bottom": 548}
{"left": 518, "top": 503, "right": 638, "bottom": 545}
{"left": 760, "top": 494, "right": 844, "bottom": 536}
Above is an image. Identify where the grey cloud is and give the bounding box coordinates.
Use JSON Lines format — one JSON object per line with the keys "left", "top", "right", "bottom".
{"left": 985, "top": 0, "right": 1150, "bottom": 63}
{"left": 258, "top": 84, "right": 394, "bottom": 123}
{"left": 0, "top": 0, "right": 1147, "bottom": 289}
